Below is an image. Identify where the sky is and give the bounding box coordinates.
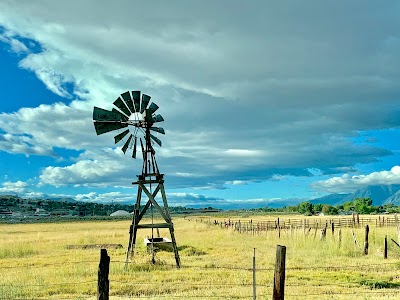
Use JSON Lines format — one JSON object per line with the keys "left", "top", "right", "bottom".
{"left": 1, "top": 1, "right": 400, "bottom": 209}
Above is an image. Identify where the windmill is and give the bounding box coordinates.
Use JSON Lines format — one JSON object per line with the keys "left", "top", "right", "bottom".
{"left": 93, "top": 91, "right": 180, "bottom": 267}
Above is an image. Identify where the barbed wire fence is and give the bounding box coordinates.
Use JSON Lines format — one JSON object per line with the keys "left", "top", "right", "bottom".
{"left": 2, "top": 247, "right": 400, "bottom": 300}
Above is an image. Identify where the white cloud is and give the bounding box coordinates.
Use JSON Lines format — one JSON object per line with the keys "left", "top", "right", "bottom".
{"left": 0, "top": 33, "right": 29, "bottom": 53}
{"left": 0, "top": 180, "right": 28, "bottom": 194}
{"left": 312, "top": 166, "right": 400, "bottom": 193}
{"left": 39, "top": 148, "right": 135, "bottom": 187}
{"left": 20, "top": 51, "right": 73, "bottom": 97}
{"left": 224, "top": 180, "right": 248, "bottom": 185}
{"left": 225, "top": 149, "right": 263, "bottom": 157}
{"left": 74, "top": 191, "right": 134, "bottom": 204}
{"left": 0, "top": 102, "right": 99, "bottom": 157}
{"left": 10, "top": 38, "right": 28, "bottom": 53}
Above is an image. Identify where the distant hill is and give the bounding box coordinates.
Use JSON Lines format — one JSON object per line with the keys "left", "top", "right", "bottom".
{"left": 309, "top": 193, "right": 350, "bottom": 205}
{"left": 309, "top": 185, "right": 400, "bottom": 206}
{"left": 47, "top": 197, "right": 76, "bottom": 203}
{"left": 384, "top": 190, "right": 400, "bottom": 205}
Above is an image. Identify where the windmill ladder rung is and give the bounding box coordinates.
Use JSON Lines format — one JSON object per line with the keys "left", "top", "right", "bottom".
{"left": 137, "top": 223, "right": 172, "bottom": 229}
{"left": 133, "top": 179, "right": 164, "bottom": 184}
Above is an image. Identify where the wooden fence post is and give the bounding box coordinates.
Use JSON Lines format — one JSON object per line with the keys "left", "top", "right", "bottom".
{"left": 313, "top": 223, "right": 318, "bottom": 240}
{"left": 253, "top": 248, "right": 256, "bottom": 300}
{"left": 363, "top": 225, "right": 369, "bottom": 255}
{"left": 273, "top": 245, "right": 286, "bottom": 300}
{"left": 384, "top": 235, "right": 388, "bottom": 259}
{"left": 277, "top": 218, "right": 281, "bottom": 239}
{"left": 97, "top": 249, "right": 110, "bottom": 300}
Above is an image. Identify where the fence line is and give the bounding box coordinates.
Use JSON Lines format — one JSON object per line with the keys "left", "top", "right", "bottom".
{"left": 2, "top": 259, "right": 399, "bottom": 271}
{"left": 190, "top": 213, "right": 400, "bottom": 234}
{"left": 0, "top": 281, "right": 96, "bottom": 287}
{"left": 2, "top": 251, "right": 400, "bottom": 299}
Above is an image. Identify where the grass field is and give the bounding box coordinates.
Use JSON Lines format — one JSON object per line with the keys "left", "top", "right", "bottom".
{"left": 1, "top": 214, "right": 400, "bottom": 299}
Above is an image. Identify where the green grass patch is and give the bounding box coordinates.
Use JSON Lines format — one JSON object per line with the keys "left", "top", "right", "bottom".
{"left": 0, "top": 243, "right": 38, "bottom": 258}
{"left": 359, "top": 279, "right": 400, "bottom": 289}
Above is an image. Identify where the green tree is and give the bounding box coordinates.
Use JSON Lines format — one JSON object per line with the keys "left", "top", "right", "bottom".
{"left": 353, "top": 197, "right": 373, "bottom": 214}
{"left": 298, "top": 202, "right": 313, "bottom": 215}
{"left": 313, "top": 203, "right": 324, "bottom": 212}
{"left": 322, "top": 204, "right": 338, "bottom": 215}
{"left": 342, "top": 201, "right": 355, "bottom": 212}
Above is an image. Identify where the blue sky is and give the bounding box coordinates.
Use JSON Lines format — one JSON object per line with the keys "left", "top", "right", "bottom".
{"left": 1, "top": 1, "right": 400, "bottom": 209}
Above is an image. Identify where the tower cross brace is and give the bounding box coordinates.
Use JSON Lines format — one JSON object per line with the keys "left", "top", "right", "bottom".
{"left": 125, "top": 127, "right": 180, "bottom": 268}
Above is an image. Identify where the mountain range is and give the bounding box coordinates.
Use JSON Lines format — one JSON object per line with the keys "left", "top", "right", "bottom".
{"left": 309, "top": 184, "right": 400, "bottom": 206}
{"left": 4, "top": 185, "right": 400, "bottom": 210}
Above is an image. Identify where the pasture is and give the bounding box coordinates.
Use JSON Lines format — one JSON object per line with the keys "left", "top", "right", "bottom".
{"left": 1, "top": 214, "right": 400, "bottom": 299}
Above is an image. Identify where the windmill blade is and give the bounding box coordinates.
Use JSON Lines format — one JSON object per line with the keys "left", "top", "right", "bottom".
{"left": 131, "top": 91, "right": 141, "bottom": 112}
{"left": 150, "top": 127, "right": 165, "bottom": 134}
{"left": 140, "top": 94, "right": 151, "bottom": 113}
{"left": 148, "top": 102, "right": 159, "bottom": 114}
{"left": 113, "top": 97, "right": 131, "bottom": 116}
{"left": 112, "top": 108, "right": 128, "bottom": 121}
{"left": 94, "top": 121, "right": 128, "bottom": 135}
{"left": 152, "top": 114, "right": 164, "bottom": 123}
{"left": 121, "top": 134, "right": 133, "bottom": 154}
{"left": 132, "top": 136, "right": 137, "bottom": 158}
{"left": 93, "top": 107, "right": 125, "bottom": 121}
{"left": 121, "top": 91, "right": 135, "bottom": 113}
{"left": 150, "top": 133, "right": 162, "bottom": 147}
{"left": 114, "top": 129, "right": 130, "bottom": 144}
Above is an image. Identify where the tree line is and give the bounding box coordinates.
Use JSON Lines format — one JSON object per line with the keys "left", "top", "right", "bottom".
{"left": 256, "top": 197, "right": 400, "bottom": 215}
{"left": 0, "top": 196, "right": 217, "bottom": 217}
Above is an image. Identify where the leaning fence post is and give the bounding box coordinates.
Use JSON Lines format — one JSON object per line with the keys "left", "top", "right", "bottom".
{"left": 273, "top": 245, "right": 286, "bottom": 300}
{"left": 363, "top": 225, "right": 369, "bottom": 255}
{"left": 97, "top": 249, "right": 110, "bottom": 300}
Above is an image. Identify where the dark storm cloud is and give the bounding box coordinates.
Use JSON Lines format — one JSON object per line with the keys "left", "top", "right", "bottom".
{"left": 0, "top": 1, "right": 399, "bottom": 192}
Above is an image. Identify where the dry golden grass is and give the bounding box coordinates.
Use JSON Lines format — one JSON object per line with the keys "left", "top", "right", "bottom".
{"left": 0, "top": 215, "right": 400, "bottom": 299}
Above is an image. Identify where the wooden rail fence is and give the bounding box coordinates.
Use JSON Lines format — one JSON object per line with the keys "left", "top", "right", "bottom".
{"left": 192, "top": 214, "right": 400, "bottom": 235}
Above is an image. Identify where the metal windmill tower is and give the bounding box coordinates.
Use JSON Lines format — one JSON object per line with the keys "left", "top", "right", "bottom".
{"left": 93, "top": 91, "right": 180, "bottom": 267}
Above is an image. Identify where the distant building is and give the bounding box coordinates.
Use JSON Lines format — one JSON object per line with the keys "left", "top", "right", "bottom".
{"left": 110, "top": 210, "right": 131, "bottom": 217}
{"left": 34, "top": 208, "right": 50, "bottom": 217}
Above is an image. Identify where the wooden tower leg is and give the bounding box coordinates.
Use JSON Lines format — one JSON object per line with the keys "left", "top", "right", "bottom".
{"left": 125, "top": 209, "right": 139, "bottom": 265}
{"left": 160, "top": 184, "right": 180, "bottom": 268}
{"left": 125, "top": 190, "right": 142, "bottom": 266}
{"left": 169, "top": 226, "right": 181, "bottom": 268}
